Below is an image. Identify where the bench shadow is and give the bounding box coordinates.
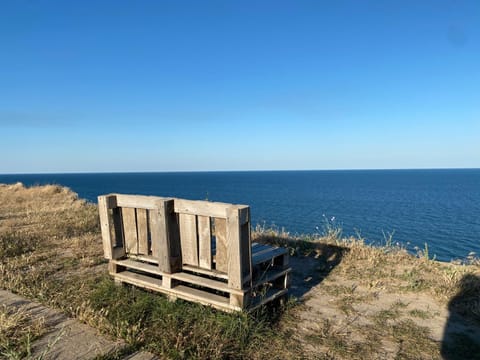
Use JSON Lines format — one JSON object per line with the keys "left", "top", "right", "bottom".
{"left": 441, "top": 273, "right": 480, "bottom": 360}
{"left": 254, "top": 235, "right": 348, "bottom": 300}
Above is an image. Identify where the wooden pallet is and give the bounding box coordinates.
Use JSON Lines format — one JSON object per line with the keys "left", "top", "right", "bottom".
{"left": 98, "top": 194, "right": 291, "bottom": 312}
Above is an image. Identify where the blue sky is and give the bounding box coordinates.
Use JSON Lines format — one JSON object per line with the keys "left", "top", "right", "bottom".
{"left": 1, "top": 1, "right": 479, "bottom": 173}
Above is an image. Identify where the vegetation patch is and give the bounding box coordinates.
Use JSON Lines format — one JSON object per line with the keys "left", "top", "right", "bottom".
{"left": 0, "top": 304, "right": 46, "bottom": 359}
{"left": 1, "top": 183, "right": 480, "bottom": 359}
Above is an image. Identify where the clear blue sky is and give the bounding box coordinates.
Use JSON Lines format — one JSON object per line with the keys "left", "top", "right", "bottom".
{"left": 1, "top": 1, "right": 479, "bottom": 173}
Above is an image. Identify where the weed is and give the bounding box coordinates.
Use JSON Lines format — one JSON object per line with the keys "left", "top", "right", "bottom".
{"left": 408, "top": 309, "right": 433, "bottom": 319}
{"left": 0, "top": 305, "right": 46, "bottom": 359}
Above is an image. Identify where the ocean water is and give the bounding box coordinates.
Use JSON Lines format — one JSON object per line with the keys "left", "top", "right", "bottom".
{"left": 1, "top": 169, "right": 479, "bottom": 262}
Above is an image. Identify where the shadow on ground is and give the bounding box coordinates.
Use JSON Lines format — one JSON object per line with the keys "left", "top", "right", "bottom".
{"left": 254, "top": 235, "right": 347, "bottom": 299}
{"left": 441, "top": 273, "right": 480, "bottom": 360}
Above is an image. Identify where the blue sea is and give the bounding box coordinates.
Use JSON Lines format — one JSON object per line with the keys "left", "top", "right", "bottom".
{"left": 1, "top": 169, "right": 479, "bottom": 262}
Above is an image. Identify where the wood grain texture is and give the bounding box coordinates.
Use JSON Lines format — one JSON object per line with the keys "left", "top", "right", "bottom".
{"left": 198, "top": 215, "right": 212, "bottom": 269}
{"left": 179, "top": 213, "right": 198, "bottom": 266}
{"left": 114, "top": 194, "right": 171, "bottom": 209}
{"left": 136, "top": 208, "right": 149, "bottom": 254}
{"left": 226, "top": 207, "right": 243, "bottom": 289}
{"left": 166, "top": 204, "right": 182, "bottom": 272}
{"left": 175, "top": 199, "right": 228, "bottom": 218}
{"left": 214, "top": 218, "right": 228, "bottom": 273}
{"left": 112, "top": 207, "right": 126, "bottom": 259}
{"left": 98, "top": 195, "right": 114, "bottom": 259}
{"left": 122, "top": 207, "right": 138, "bottom": 254}
{"left": 149, "top": 201, "right": 171, "bottom": 273}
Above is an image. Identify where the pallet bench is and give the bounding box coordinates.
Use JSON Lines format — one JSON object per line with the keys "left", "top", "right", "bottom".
{"left": 98, "top": 194, "right": 291, "bottom": 312}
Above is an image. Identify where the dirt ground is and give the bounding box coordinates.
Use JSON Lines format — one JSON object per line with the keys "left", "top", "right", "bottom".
{"left": 1, "top": 183, "right": 480, "bottom": 359}
{"left": 286, "top": 251, "right": 480, "bottom": 359}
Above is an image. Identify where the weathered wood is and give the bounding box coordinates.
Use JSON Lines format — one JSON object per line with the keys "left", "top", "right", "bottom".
{"left": 249, "top": 288, "right": 288, "bottom": 311}
{"left": 122, "top": 207, "right": 138, "bottom": 254}
{"left": 173, "top": 285, "right": 234, "bottom": 310}
{"left": 239, "top": 208, "right": 252, "bottom": 283}
{"left": 238, "top": 205, "right": 250, "bottom": 225}
{"left": 162, "top": 275, "right": 174, "bottom": 289}
{"left": 112, "top": 207, "right": 126, "bottom": 259}
{"left": 175, "top": 199, "right": 249, "bottom": 219}
{"left": 98, "top": 195, "right": 114, "bottom": 259}
{"left": 111, "top": 272, "right": 237, "bottom": 311}
{"left": 166, "top": 204, "right": 182, "bottom": 272}
{"left": 179, "top": 213, "right": 198, "bottom": 266}
{"left": 113, "top": 271, "right": 163, "bottom": 290}
{"left": 252, "top": 247, "right": 288, "bottom": 266}
{"left": 214, "top": 218, "right": 228, "bottom": 273}
{"left": 114, "top": 194, "right": 172, "bottom": 209}
{"left": 98, "top": 193, "right": 292, "bottom": 312}
{"left": 104, "top": 195, "right": 117, "bottom": 209}
{"left": 252, "top": 268, "right": 290, "bottom": 288}
{"left": 182, "top": 265, "right": 229, "bottom": 280}
{"left": 226, "top": 207, "right": 243, "bottom": 289}
{"left": 108, "top": 261, "right": 125, "bottom": 275}
{"left": 150, "top": 200, "right": 177, "bottom": 273}
{"left": 136, "top": 209, "right": 149, "bottom": 254}
{"left": 198, "top": 215, "right": 212, "bottom": 269}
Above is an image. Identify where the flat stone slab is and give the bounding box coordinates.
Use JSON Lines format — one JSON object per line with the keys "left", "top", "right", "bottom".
{"left": 0, "top": 290, "right": 158, "bottom": 360}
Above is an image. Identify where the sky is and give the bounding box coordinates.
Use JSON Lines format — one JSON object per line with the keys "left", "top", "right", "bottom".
{"left": 0, "top": 1, "right": 479, "bottom": 173}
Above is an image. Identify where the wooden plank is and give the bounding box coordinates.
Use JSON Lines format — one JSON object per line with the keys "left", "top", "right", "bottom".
{"left": 198, "top": 216, "right": 212, "bottom": 269}
{"left": 173, "top": 285, "right": 233, "bottom": 309}
{"left": 150, "top": 200, "right": 173, "bottom": 273}
{"left": 104, "top": 195, "right": 117, "bottom": 209}
{"left": 252, "top": 268, "right": 291, "bottom": 288}
{"left": 182, "top": 265, "right": 229, "bottom": 280}
{"left": 240, "top": 222, "right": 251, "bottom": 283}
{"left": 248, "top": 288, "right": 288, "bottom": 311}
{"left": 98, "top": 195, "right": 114, "bottom": 259}
{"left": 226, "top": 208, "right": 243, "bottom": 290}
{"left": 251, "top": 244, "right": 280, "bottom": 258}
{"left": 122, "top": 207, "right": 138, "bottom": 254}
{"left": 179, "top": 213, "right": 198, "bottom": 266}
{"left": 252, "top": 247, "right": 288, "bottom": 266}
{"left": 165, "top": 203, "right": 182, "bottom": 272}
{"left": 113, "top": 271, "right": 163, "bottom": 290}
{"left": 114, "top": 194, "right": 172, "bottom": 209}
{"left": 238, "top": 206, "right": 250, "bottom": 225}
{"left": 171, "top": 272, "right": 244, "bottom": 295}
{"left": 175, "top": 199, "right": 248, "bottom": 218}
{"left": 149, "top": 206, "right": 161, "bottom": 267}
{"left": 251, "top": 244, "right": 274, "bottom": 255}
{"left": 128, "top": 253, "right": 158, "bottom": 264}
{"left": 214, "top": 218, "right": 228, "bottom": 273}
{"left": 136, "top": 208, "right": 149, "bottom": 254}
{"left": 112, "top": 259, "right": 162, "bottom": 275}
{"left": 175, "top": 198, "right": 228, "bottom": 218}
{"left": 112, "top": 207, "right": 126, "bottom": 259}
{"left": 113, "top": 272, "right": 235, "bottom": 311}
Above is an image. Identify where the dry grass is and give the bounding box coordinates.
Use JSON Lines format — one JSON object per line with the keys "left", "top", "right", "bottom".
{"left": 0, "top": 183, "right": 300, "bottom": 359}
{"left": 0, "top": 304, "right": 46, "bottom": 359}
{"left": 254, "top": 223, "right": 480, "bottom": 359}
{"left": 1, "top": 183, "right": 480, "bottom": 359}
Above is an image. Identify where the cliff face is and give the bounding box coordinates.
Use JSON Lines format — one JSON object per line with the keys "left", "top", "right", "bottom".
{"left": 1, "top": 183, "right": 479, "bottom": 359}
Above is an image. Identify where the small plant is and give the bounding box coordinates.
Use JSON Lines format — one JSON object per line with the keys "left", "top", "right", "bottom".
{"left": 0, "top": 305, "right": 46, "bottom": 359}
{"left": 381, "top": 229, "right": 395, "bottom": 248}
{"left": 317, "top": 214, "right": 342, "bottom": 243}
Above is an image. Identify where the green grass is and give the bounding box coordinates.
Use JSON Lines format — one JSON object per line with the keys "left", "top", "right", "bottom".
{"left": 0, "top": 305, "right": 46, "bottom": 359}
{"left": 2, "top": 183, "right": 480, "bottom": 359}
{"left": 86, "top": 278, "right": 298, "bottom": 359}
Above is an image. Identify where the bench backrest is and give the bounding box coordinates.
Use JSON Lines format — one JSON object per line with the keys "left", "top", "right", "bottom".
{"left": 98, "top": 194, "right": 252, "bottom": 290}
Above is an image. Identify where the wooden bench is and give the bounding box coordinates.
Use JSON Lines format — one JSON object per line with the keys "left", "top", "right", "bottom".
{"left": 98, "top": 194, "right": 291, "bottom": 312}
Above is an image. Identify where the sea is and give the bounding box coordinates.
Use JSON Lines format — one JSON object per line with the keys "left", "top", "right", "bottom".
{"left": 1, "top": 169, "right": 479, "bottom": 262}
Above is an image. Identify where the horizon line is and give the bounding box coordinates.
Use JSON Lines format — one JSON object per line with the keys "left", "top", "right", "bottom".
{"left": 1, "top": 167, "right": 480, "bottom": 176}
